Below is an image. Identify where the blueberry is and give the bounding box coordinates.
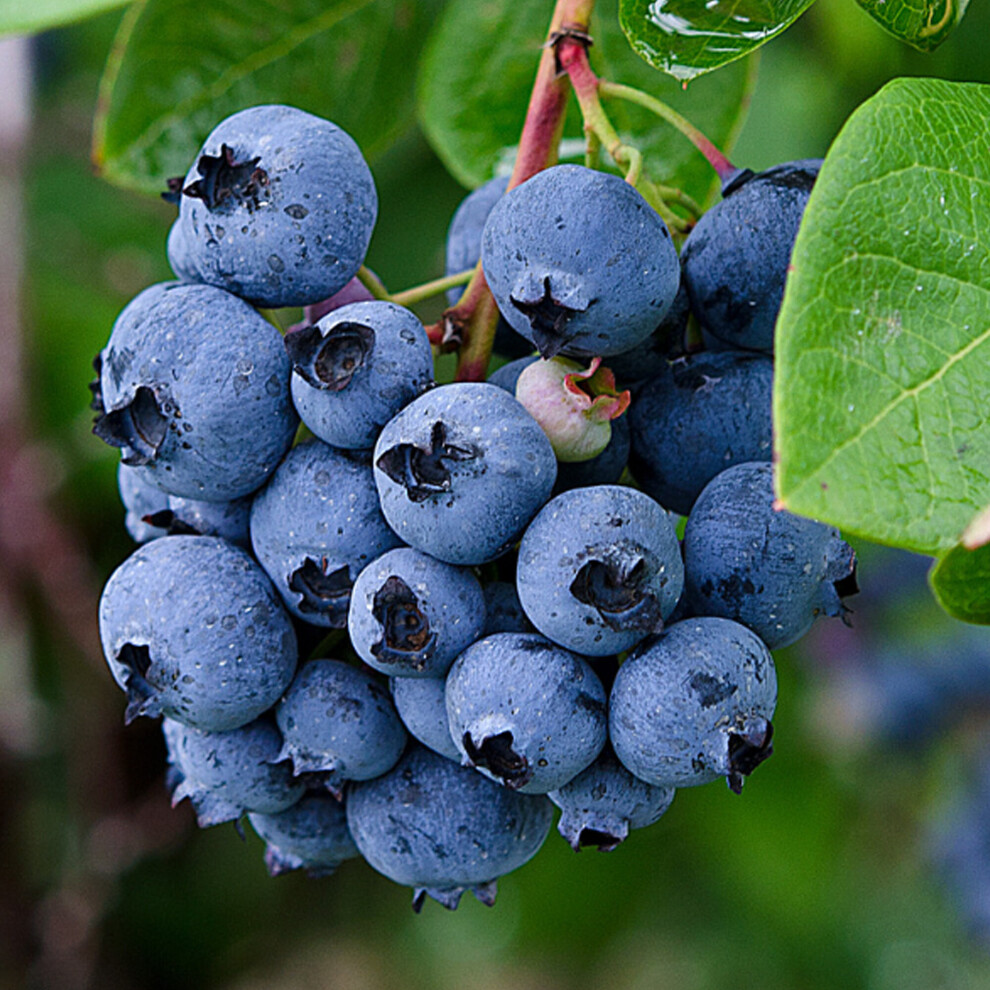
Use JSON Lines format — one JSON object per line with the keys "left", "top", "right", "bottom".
{"left": 482, "top": 164, "right": 680, "bottom": 358}
{"left": 248, "top": 791, "right": 360, "bottom": 877}
{"left": 487, "top": 355, "right": 537, "bottom": 393}
{"left": 163, "top": 716, "right": 304, "bottom": 827}
{"left": 93, "top": 282, "right": 298, "bottom": 501}
{"left": 117, "top": 463, "right": 170, "bottom": 543}
{"left": 516, "top": 485, "right": 684, "bottom": 656}
{"left": 548, "top": 746, "right": 675, "bottom": 851}
{"left": 628, "top": 351, "right": 773, "bottom": 516}
{"left": 445, "top": 174, "right": 533, "bottom": 359}
{"left": 683, "top": 462, "right": 858, "bottom": 648}
{"left": 391, "top": 676, "right": 461, "bottom": 762}
{"left": 160, "top": 494, "right": 252, "bottom": 546}
{"left": 275, "top": 659, "right": 406, "bottom": 793}
{"left": 609, "top": 616, "right": 777, "bottom": 791}
{"left": 98, "top": 536, "right": 297, "bottom": 730}
{"left": 346, "top": 744, "right": 553, "bottom": 910}
{"left": 348, "top": 547, "right": 485, "bottom": 678}
{"left": 373, "top": 382, "right": 556, "bottom": 565}
{"left": 167, "top": 105, "right": 377, "bottom": 307}
{"left": 681, "top": 159, "right": 822, "bottom": 353}
{"left": 286, "top": 300, "right": 434, "bottom": 450}
{"left": 446, "top": 632, "right": 608, "bottom": 794}
{"left": 482, "top": 581, "right": 534, "bottom": 636}
{"left": 604, "top": 280, "right": 691, "bottom": 387}
{"left": 250, "top": 439, "right": 402, "bottom": 627}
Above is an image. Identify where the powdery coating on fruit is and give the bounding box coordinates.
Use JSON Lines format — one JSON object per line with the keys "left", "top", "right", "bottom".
{"left": 98, "top": 536, "right": 297, "bottom": 731}
{"left": 444, "top": 174, "right": 532, "bottom": 360}
{"left": 683, "top": 461, "right": 857, "bottom": 649}
{"left": 250, "top": 440, "right": 403, "bottom": 628}
{"left": 248, "top": 791, "right": 360, "bottom": 877}
{"left": 482, "top": 581, "right": 534, "bottom": 636}
{"left": 118, "top": 463, "right": 169, "bottom": 543}
{"left": 628, "top": 351, "right": 773, "bottom": 517}
{"left": 605, "top": 280, "right": 691, "bottom": 387}
{"left": 288, "top": 300, "right": 434, "bottom": 450}
{"left": 446, "top": 632, "right": 608, "bottom": 794}
{"left": 165, "top": 494, "right": 252, "bottom": 546}
{"left": 481, "top": 164, "right": 680, "bottom": 359}
{"left": 275, "top": 659, "right": 406, "bottom": 790}
{"left": 168, "top": 105, "right": 377, "bottom": 308}
{"left": 95, "top": 282, "right": 298, "bottom": 500}
{"left": 372, "top": 383, "right": 556, "bottom": 565}
{"left": 346, "top": 744, "right": 553, "bottom": 910}
{"left": 548, "top": 747, "right": 675, "bottom": 851}
{"left": 391, "top": 676, "right": 461, "bottom": 762}
{"left": 681, "top": 159, "right": 822, "bottom": 354}
{"left": 162, "top": 716, "right": 304, "bottom": 827}
{"left": 516, "top": 485, "right": 684, "bottom": 656}
{"left": 348, "top": 547, "right": 485, "bottom": 678}
{"left": 609, "top": 616, "right": 777, "bottom": 789}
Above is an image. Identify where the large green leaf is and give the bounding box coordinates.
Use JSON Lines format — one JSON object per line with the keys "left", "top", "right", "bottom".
{"left": 0, "top": 0, "right": 129, "bottom": 36}
{"left": 854, "top": 0, "right": 969, "bottom": 52}
{"left": 416, "top": 0, "right": 754, "bottom": 203}
{"left": 930, "top": 542, "right": 990, "bottom": 624}
{"left": 618, "top": 0, "right": 814, "bottom": 80}
{"left": 94, "top": 0, "right": 441, "bottom": 193}
{"left": 775, "top": 78, "right": 990, "bottom": 557}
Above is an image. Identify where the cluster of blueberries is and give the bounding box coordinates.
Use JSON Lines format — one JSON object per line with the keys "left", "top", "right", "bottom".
{"left": 93, "top": 105, "right": 858, "bottom": 910}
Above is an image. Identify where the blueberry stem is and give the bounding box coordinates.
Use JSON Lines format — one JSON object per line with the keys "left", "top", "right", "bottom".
{"left": 556, "top": 38, "right": 690, "bottom": 235}
{"left": 390, "top": 268, "right": 473, "bottom": 308}
{"left": 597, "top": 79, "right": 737, "bottom": 182}
{"left": 356, "top": 265, "right": 390, "bottom": 301}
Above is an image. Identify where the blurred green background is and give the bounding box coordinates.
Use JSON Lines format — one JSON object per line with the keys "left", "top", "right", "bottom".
{"left": 5, "top": 2, "right": 990, "bottom": 988}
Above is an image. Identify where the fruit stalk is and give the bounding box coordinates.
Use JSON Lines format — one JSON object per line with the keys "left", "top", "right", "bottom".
{"left": 451, "top": 0, "right": 596, "bottom": 382}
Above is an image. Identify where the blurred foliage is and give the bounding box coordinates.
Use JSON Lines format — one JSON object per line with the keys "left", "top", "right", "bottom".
{"left": 6, "top": 1, "right": 990, "bottom": 988}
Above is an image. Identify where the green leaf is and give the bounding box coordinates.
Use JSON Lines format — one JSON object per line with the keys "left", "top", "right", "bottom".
{"left": 0, "top": 0, "right": 129, "bottom": 37}
{"left": 930, "top": 542, "right": 990, "bottom": 624}
{"left": 416, "top": 0, "right": 754, "bottom": 204}
{"left": 94, "top": 0, "right": 442, "bottom": 194}
{"left": 775, "top": 77, "right": 990, "bottom": 557}
{"left": 854, "top": 0, "right": 969, "bottom": 52}
{"left": 618, "top": 0, "right": 815, "bottom": 81}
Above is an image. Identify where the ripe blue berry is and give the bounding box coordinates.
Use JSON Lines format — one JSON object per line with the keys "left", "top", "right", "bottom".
{"left": 93, "top": 282, "right": 298, "bottom": 500}
{"left": 548, "top": 747, "right": 675, "bottom": 851}
{"left": 482, "top": 164, "right": 680, "bottom": 358}
{"left": 286, "top": 300, "right": 434, "bottom": 450}
{"left": 391, "top": 676, "right": 460, "bottom": 762}
{"left": 683, "top": 462, "right": 858, "bottom": 648}
{"left": 681, "top": 159, "right": 822, "bottom": 353}
{"left": 163, "top": 716, "right": 304, "bottom": 827}
{"left": 167, "top": 105, "right": 377, "bottom": 307}
{"left": 446, "top": 632, "right": 608, "bottom": 794}
{"left": 250, "top": 439, "right": 402, "bottom": 628}
{"left": 628, "top": 351, "right": 773, "bottom": 516}
{"left": 346, "top": 745, "right": 553, "bottom": 910}
{"left": 98, "top": 536, "right": 297, "bottom": 730}
{"left": 249, "top": 792, "right": 360, "bottom": 877}
{"left": 373, "top": 383, "right": 556, "bottom": 565}
{"left": 275, "top": 659, "right": 406, "bottom": 793}
{"left": 348, "top": 547, "right": 485, "bottom": 678}
{"left": 609, "top": 617, "right": 777, "bottom": 792}
{"left": 516, "top": 485, "right": 684, "bottom": 656}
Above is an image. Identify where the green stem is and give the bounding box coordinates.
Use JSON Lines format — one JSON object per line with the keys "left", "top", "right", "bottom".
{"left": 653, "top": 182, "right": 703, "bottom": 219}
{"left": 584, "top": 128, "right": 601, "bottom": 170}
{"left": 356, "top": 265, "right": 389, "bottom": 301}
{"left": 390, "top": 269, "right": 473, "bottom": 308}
{"left": 598, "top": 79, "right": 737, "bottom": 182}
